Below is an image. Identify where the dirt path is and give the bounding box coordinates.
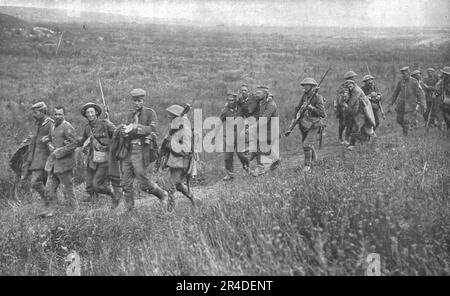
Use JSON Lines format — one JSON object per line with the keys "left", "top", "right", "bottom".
{"left": 87, "top": 118, "right": 442, "bottom": 215}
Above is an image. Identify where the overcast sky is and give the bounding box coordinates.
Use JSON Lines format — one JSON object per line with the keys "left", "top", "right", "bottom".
{"left": 1, "top": 0, "right": 449, "bottom": 27}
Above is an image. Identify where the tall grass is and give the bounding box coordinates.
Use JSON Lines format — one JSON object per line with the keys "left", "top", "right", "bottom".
{"left": 0, "top": 132, "right": 448, "bottom": 275}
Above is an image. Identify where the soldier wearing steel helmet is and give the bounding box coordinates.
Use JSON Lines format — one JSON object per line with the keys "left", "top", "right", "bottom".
{"left": 435, "top": 66, "right": 450, "bottom": 136}
{"left": 158, "top": 104, "right": 196, "bottom": 210}
{"left": 287, "top": 77, "right": 326, "bottom": 172}
{"left": 334, "top": 71, "right": 357, "bottom": 145}
{"left": 361, "top": 74, "right": 383, "bottom": 130}
{"left": 387, "top": 66, "right": 426, "bottom": 136}
{"left": 119, "top": 88, "right": 169, "bottom": 211}
{"left": 345, "top": 80, "right": 375, "bottom": 151}
{"left": 77, "top": 102, "right": 121, "bottom": 209}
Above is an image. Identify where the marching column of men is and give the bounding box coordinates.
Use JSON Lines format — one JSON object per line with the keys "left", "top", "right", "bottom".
{"left": 16, "top": 65, "right": 450, "bottom": 216}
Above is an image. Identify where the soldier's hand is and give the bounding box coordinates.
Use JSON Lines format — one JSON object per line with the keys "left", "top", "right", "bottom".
{"left": 40, "top": 135, "right": 50, "bottom": 143}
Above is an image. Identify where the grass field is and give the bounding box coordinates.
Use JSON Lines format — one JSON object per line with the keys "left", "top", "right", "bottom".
{"left": 0, "top": 7, "right": 449, "bottom": 275}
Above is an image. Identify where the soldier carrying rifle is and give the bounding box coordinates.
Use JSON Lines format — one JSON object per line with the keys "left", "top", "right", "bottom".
{"left": 157, "top": 104, "right": 197, "bottom": 211}
{"left": 77, "top": 102, "right": 121, "bottom": 209}
{"left": 285, "top": 76, "right": 327, "bottom": 172}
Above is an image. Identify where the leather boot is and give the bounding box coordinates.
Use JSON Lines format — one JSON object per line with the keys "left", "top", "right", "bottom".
{"left": 124, "top": 194, "right": 135, "bottom": 211}
{"left": 304, "top": 148, "right": 312, "bottom": 170}
{"left": 176, "top": 183, "right": 195, "bottom": 206}
{"left": 149, "top": 186, "right": 173, "bottom": 212}
{"left": 110, "top": 186, "right": 122, "bottom": 210}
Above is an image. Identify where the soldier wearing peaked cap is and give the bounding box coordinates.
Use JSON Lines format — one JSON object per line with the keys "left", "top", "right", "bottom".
{"left": 219, "top": 92, "right": 249, "bottom": 181}
{"left": 290, "top": 77, "right": 326, "bottom": 172}
{"left": 77, "top": 102, "right": 121, "bottom": 209}
{"left": 388, "top": 66, "right": 427, "bottom": 136}
{"left": 334, "top": 71, "right": 358, "bottom": 145}
{"left": 118, "top": 88, "right": 169, "bottom": 211}
{"left": 361, "top": 74, "right": 383, "bottom": 130}
{"left": 422, "top": 68, "right": 440, "bottom": 127}
{"left": 157, "top": 104, "right": 197, "bottom": 210}
{"left": 21, "top": 102, "right": 54, "bottom": 202}
{"left": 436, "top": 66, "right": 450, "bottom": 136}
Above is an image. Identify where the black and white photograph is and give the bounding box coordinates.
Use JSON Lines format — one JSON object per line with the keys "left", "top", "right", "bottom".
{"left": 0, "top": 0, "right": 449, "bottom": 278}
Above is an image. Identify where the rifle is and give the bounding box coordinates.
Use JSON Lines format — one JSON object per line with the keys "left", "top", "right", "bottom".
{"left": 366, "top": 62, "right": 385, "bottom": 120}
{"left": 425, "top": 100, "right": 434, "bottom": 133}
{"left": 318, "top": 124, "right": 325, "bottom": 149}
{"left": 285, "top": 68, "right": 331, "bottom": 136}
{"left": 98, "top": 78, "right": 110, "bottom": 120}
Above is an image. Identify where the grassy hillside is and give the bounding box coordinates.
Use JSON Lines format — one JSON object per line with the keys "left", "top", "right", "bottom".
{"left": 0, "top": 10, "right": 449, "bottom": 275}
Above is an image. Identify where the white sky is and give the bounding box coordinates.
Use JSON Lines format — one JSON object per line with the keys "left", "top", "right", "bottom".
{"left": 1, "top": 0, "right": 449, "bottom": 27}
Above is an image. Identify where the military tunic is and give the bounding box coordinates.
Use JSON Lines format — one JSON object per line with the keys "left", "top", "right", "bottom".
{"left": 390, "top": 76, "right": 426, "bottom": 135}
{"left": 79, "top": 119, "right": 118, "bottom": 197}
{"left": 219, "top": 104, "right": 249, "bottom": 173}
{"left": 120, "top": 106, "right": 166, "bottom": 210}
{"left": 26, "top": 116, "right": 54, "bottom": 200}
{"left": 45, "top": 120, "right": 77, "bottom": 206}
{"left": 296, "top": 90, "right": 326, "bottom": 166}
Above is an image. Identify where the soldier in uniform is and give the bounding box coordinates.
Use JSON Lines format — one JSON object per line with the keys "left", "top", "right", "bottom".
{"left": 388, "top": 67, "right": 427, "bottom": 136}
{"left": 120, "top": 88, "right": 169, "bottom": 211}
{"left": 78, "top": 102, "right": 121, "bottom": 209}
{"left": 346, "top": 80, "right": 375, "bottom": 151}
{"left": 237, "top": 84, "right": 259, "bottom": 118}
{"left": 220, "top": 92, "right": 249, "bottom": 181}
{"left": 43, "top": 106, "right": 78, "bottom": 212}
{"left": 422, "top": 68, "right": 440, "bottom": 127}
{"left": 285, "top": 78, "right": 326, "bottom": 172}
{"left": 436, "top": 66, "right": 450, "bottom": 136}
{"left": 22, "top": 102, "right": 54, "bottom": 201}
{"left": 334, "top": 71, "right": 358, "bottom": 145}
{"left": 361, "top": 74, "right": 383, "bottom": 131}
{"left": 159, "top": 104, "right": 196, "bottom": 210}
{"left": 249, "top": 85, "right": 281, "bottom": 176}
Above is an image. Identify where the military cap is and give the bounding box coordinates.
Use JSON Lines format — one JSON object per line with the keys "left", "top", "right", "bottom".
{"left": 31, "top": 101, "right": 47, "bottom": 111}
{"left": 81, "top": 102, "right": 102, "bottom": 118}
{"left": 362, "top": 75, "right": 374, "bottom": 82}
{"left": 166, "top": 104, "right": 185, "bottom": 117}
{"left": 400, "top": 66, "right": 409, "bottom": 72}
{"left": 227, "top": 92, "right": 237, "bottom": 97}
{"left": 440, "top": 66, "right": 450, "bottom": 75}
{"left": 300, "top": 77, "right": 318, "bottom": 86}
{"left": 410, "top": 70, "right": 421, "bottom": 76}
{"left": 344, "top": 71, "right": 357, "bottom": 80}
{"left": 426, "top": 68, "right": 435, "bottom": 72}
{"left": 130, "top": 88, "right": 146, "bottom": 97}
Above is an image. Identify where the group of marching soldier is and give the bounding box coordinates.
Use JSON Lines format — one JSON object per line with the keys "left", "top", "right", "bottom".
{"left": 15, "top": 65, "right": 450, "bottom": 217}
